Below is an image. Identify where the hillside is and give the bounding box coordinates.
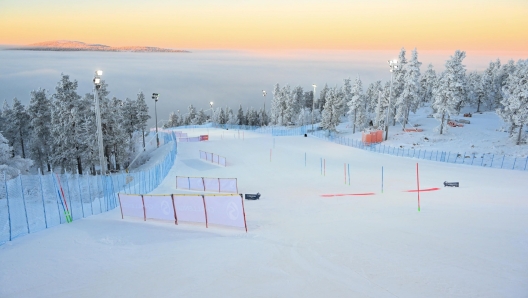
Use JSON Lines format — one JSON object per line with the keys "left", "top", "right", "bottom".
{"left": 6, "top": 40, "right": 189, "bottom": 53}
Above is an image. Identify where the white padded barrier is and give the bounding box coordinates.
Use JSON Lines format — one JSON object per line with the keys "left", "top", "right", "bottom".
{"left": 204, "top": 195, "right": 247, "bottom": 230}
{"left": 199, "top": 150, "right": 227, "bottom": 167}
{"left": 118, "top": 193, "right": 246, "bottom": 231}
{"left": 118, "top": 194, "right": 145, "bottom": 219}
{"left": 173, "top": 195, "right": 207, "bottom": 225}
{"left": 143, "top": 195, "right": 176, "bottom": 222}
{"left": 176, "top": 176, "right": 237, "bottom": 193}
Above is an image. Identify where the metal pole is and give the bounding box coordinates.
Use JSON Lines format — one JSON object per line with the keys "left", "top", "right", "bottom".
{"left": 385, "top": 70, "right": 393, "bottom": 141}
{"left": 311, "top": 85, "right": 316, "bottom": 132}
{"left": 155, "top": 99, "right": 159, "bottom": 148}
{"left": 94, "top": 84, "right": 106, "bottom": 175}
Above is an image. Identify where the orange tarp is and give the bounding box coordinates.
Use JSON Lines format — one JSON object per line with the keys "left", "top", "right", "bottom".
{"left": 362, "top": 130, "right": 383, "bottom": 144}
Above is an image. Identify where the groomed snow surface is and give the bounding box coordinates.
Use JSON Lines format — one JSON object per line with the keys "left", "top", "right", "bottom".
{"left": 1, "top": 127, "right": 527, "bottom": 298}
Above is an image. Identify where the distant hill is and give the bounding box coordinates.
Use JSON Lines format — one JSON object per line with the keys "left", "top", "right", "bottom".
{"left": 6, "top": 40, "right": 190, "bottom": 53}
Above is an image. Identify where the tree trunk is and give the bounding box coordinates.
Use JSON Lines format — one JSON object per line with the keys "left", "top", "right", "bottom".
{"left": 353, "top": 109, "right": 357, "bottom": 134}
{"left": 440, "top": 112, "right": 445, "bottom": 134}
{"left": 142, "top": 129, "right": 146, "bottom": 151}
{"left": 476, "top": 99, "right": 481, "bottom": 113}
{"left": 77, "top": 156, "right": 83, "bottom": 175}
{"left": 517, "top": 124, "right": 524, "bottom": 145}
{"left": 392, "top": 107, "right": 397, "bottom": 126}
{"left": 19, "top": 129, "right": 26, "bottom": 158}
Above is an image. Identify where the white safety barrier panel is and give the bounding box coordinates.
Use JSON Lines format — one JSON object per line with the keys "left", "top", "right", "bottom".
{"left": 179, "top": 136, "right": 200, "bottom": 142}
{"left": 118, "top": 193, "right": 246, "bottom": 231}
{"left": 204, "top": 195, "right": 247, "bottom": 231}
{"left": 143, "top": 195, "right": 176, "bottom": 222}
{"left": 118, "top": 194, "right": 145, "bottom": 219}
{"left": 176, "top": 176, "right": 238, "bottom": 193}
{"left": 219, "top": 178, "right": 238, "bottom": 193}
{"left": 203, "top": 177, "right": 220, "bottom": 192}
{"left": 173, "top": 195, "right": 207, "bottom": 225}
{"left": 199, "top": 150, "right": 227, "bottom": 167}
{"left": 176, "top": 176, "right": 205, "bottom": 191}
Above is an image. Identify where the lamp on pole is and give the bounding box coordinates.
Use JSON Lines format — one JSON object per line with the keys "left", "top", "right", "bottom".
{"left": 311, "top": 84, "right": 317, "bottom": 132}
{"left": 262, "top": 90, "right": 267, "bottom": 111}
{"left": 385, "top": 60, "right": 398, "bottom": 141}
{"left": 152, "top": 93, "right": 160, "bottom": 147}
{"left": 93, "top": 70, "right": 106, "bottom": 175}
{"left": 209, "top": 101, "right": 214, "bottom": 121}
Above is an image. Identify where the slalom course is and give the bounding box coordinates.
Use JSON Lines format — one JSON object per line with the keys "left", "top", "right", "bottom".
{"left": 118, "top": 193, "right": 247, "bottom": 231}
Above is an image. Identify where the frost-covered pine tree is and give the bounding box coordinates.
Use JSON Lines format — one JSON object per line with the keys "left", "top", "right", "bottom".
{"left": 136, "top": 91, "right": 150, "bottom": 150}
{"left": 218, "top": 107, "right": 227, "bottom": 124}
{"left": 318, "top": 84, "right": 329, "bottom": 111}
{"left": 0, "top": 132, "right": 33, "bottom": 179}
{"left": 347, "top": 76, "right": 366, "bottom": 133}
{"left": 365, "top": 80, "right": 382, "bottom": 116}
{"left": 236, "top": 105, "right": 245, "bottom": 125}
{"left": 466, "top": 71, "right": 484, "bottom": 112}
{"left": 227, "top": 108, "right": 237, "bottom": 125}
{"left": 498, "top": 59, "right": 528, "bottom": 144}
{"left": 396, "top": 48, "right": 422, "bottom": 130}
{"left": 28, "top": 89, "right": 52, "bottom": 172}
{"left": 391, "top": 48, "right": 408, "bottom": 125}
{"left": 342, "top": 78, "right": 352, "bottom": 114}
{"left": 432, "top": 50, "right": 468, "bottom": 134}
{"left": 270, "top": 83, "right": 284, "bottom": 125}
{"left": 321, "top": 87, "right": 343, "bottom": 132}
{"left": 285, "top": 85, "right": 303, "bottom": 123}
{"left": 259, "top": 108, "right": 269, "bottom": 126}
{"left": 281, "top": 85, "right": 294, "bottom": 125}
{"left": 481, "top": 62, "right": 497, "bottom": 111}
{"left": 192, "top": 109, "right": 207, "bottom": 125}
{"left": 421, "top": 64, "right": 437, "bottom": 105}
{"left": 375, "top": 82, "right": 392, "bottom": 128}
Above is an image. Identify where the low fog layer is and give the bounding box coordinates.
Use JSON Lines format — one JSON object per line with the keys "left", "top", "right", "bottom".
{"left": 0, "top": 49, "right": 521, "bottom": 127}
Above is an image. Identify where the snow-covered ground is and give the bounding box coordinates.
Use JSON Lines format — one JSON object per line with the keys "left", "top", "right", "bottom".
{"left": 1, "top": 127, "right": 527, "bottom": 297}
{"left": 339, "top": 105, "right": 528, "bottom": 159}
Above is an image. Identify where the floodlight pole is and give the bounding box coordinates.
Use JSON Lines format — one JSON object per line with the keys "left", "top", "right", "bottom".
{"left": 93, "top": 70, "right": 106, "bottom": 175}
{"left": 262, "top": 90, "right": 267, "bottom": 126}
{"left": 209, "top": 101, "right": 214, "bottom": 121}
{"left": 385, "top": 60, "right": 398, "bottom": 141}
{"left": 152, "top": 93, "right": 159, "bottom": 147}
{"left": 311, "top": 84, "right": 317, "bottom": 132}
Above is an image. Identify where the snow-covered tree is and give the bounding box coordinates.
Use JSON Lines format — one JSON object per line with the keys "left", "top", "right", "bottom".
{"left": 27, "top": 89, "right": 52, "bottom": 172}
{"left": 321, "top": 87, "right": 344, "bottom": 132}
{"left": 391, "top": 48, "right": 408, "bottom": 125}
{"left": 317, "top": 84, "right": 329, "bottom": 111}
{"left": 375, "top": 82, "right": 392, "bottom": 129}
{"left": 236, "top": 105, "right": 245, "bottom": 125}
{"left": 432, "top": 50, "right": 468, "bottom": 134}
{"left": 498, "top": 59, "right": 528, "bottom": 144}
{"left": 347, "top": 76, "right": 366, "bottom": 133}
{"left": 192, "top": 109, "right": 207, "bottom": 125}
{"left": 421, "top": 64, "right": 437, "bottom": 105}
{"left": 396, "top": 48, "right": 421, "bottom": 130}
{"left": 0, "top": 132, "right": 33, "bottom": 180}
{"left": 136, "top": 91, "right": 150, "bottom": 150}
{"left": 270, "top": 84, "right": 287, "bottom": 125}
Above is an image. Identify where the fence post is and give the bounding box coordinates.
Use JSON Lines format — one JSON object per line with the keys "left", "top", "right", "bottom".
{"left": 38, "top": 169, "right": 48, "bottom": 229}
{"left": 87, "top": 174, "right": 94, "bottom": 215}
{"left": 4, "top": 173, "right": 12, "bottom": 241}
{"left": 524, "top": 157, "right": 528, "bottom": 171}
{"left": 512, "top": 158, "right": 517, "bottom": 170}
{"left": 447, "top": 152, "right": 451, "bottom": 163}
{"left": 77, "top": 174, "right": 85, "bottom": 218}
{"left": 19, "top": 175, "right": 30, "bottom": 234}
{"left": 500, "top": 155, "right": 505, "bottom": 169}
{"left": 490, "top": 154, "right": 495, "bottom": 167}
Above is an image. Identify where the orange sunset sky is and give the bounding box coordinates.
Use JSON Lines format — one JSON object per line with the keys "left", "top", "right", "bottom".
{"left": 1, "top": 0, "right": 527, "bottom": 53}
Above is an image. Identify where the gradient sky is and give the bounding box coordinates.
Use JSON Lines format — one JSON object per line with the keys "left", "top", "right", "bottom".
{"left": 1, "top": 0, "right": 527, "bottom": 52}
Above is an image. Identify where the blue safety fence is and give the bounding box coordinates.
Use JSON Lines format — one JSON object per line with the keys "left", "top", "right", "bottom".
{"left": 310, "top": 130, "right": 528, "bottom": 171}
{"left": 0, "top": 132, "right": 177, "bottom": 246}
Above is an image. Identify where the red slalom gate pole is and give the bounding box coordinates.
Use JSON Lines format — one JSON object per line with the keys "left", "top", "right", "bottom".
{"left": 417, "top": 163, "right": 420, "bottom": 212}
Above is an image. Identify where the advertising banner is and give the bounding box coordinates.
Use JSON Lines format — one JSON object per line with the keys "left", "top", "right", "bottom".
{"left": 173, "top": 195, "right": 206, "bottom": 224}
{"left": 119, "top": 194, "right": 145, "bottom": 219}
{"left": 204, "top": 195, "right": 246, "bottom": 230}
{"left": 143, "top": 195, "right": 175, "bottom": 222}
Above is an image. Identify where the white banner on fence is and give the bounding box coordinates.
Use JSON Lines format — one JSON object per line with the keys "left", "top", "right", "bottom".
{"left": 219, "top": 178, "right": 238, "bottom": 193}
{"left": 204, "top": 195, "right": 246, "bottom": 230}
{"left": 219, "top": 156, "right": 227, "bottom": 167}
{"left": 203, "top": 178, "right": 220, "bottom": 192}
{"left": 119, "top": 194, "right": 144, "bottom": 219}
{"left": 189, "top": 177, "right": 205, "bottom": 191}
{"left": 143, "top": 195, "right": 175, "bottom": 222}
{"left": 174, "top": 195, "right": 206, "bottom": 224}
{"left": 200, "top": 151, "right": 207, "bottom": 160}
